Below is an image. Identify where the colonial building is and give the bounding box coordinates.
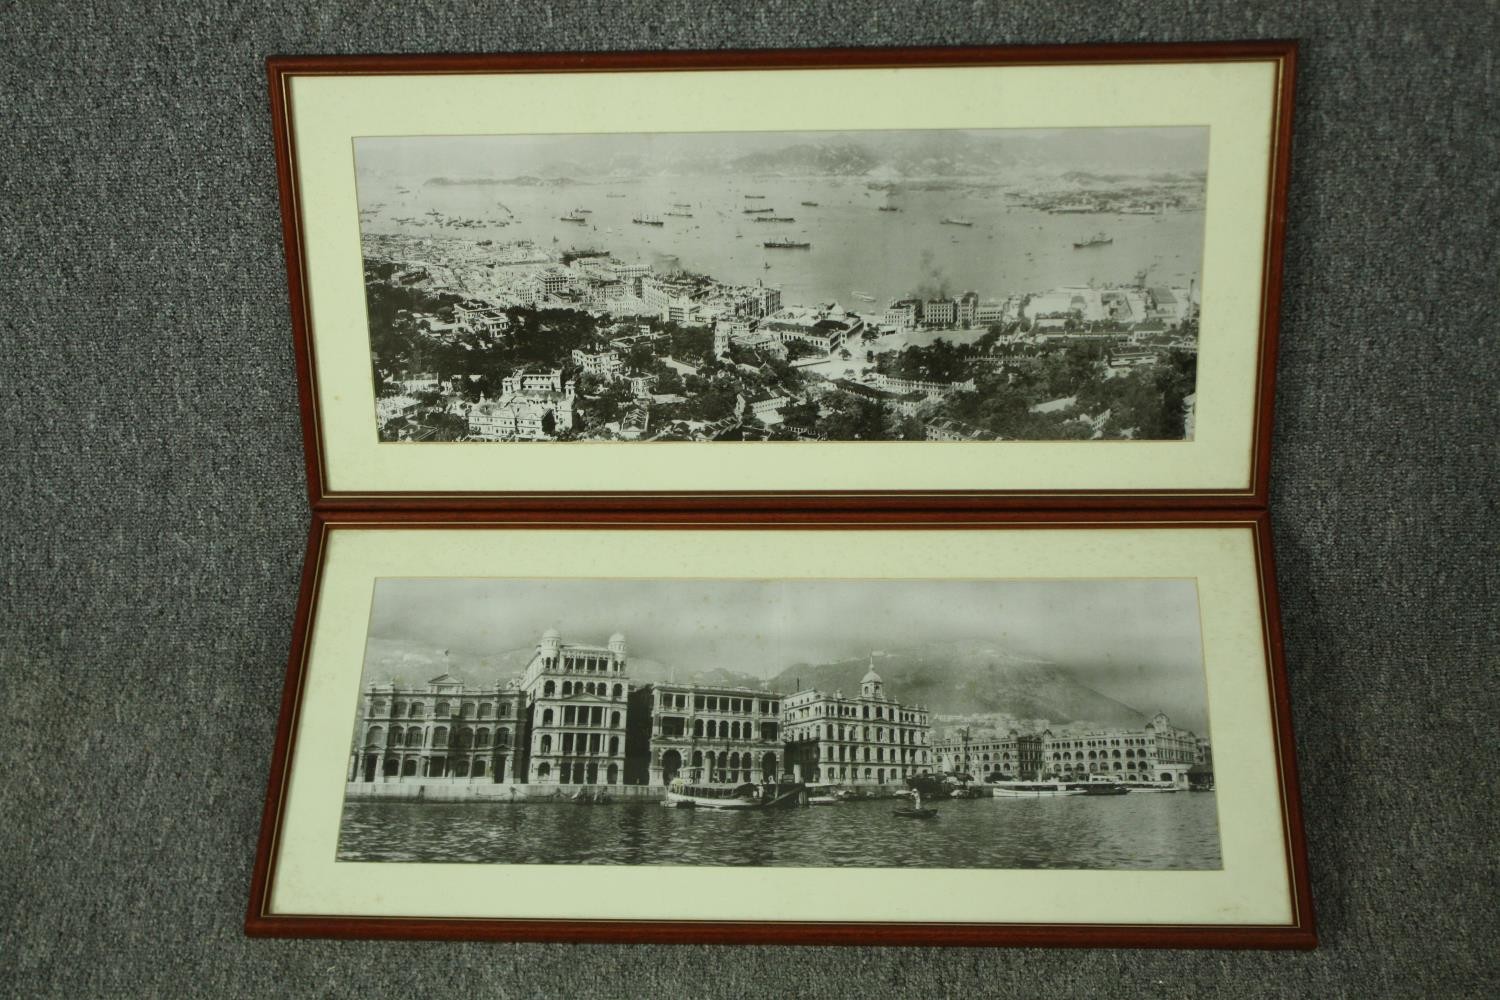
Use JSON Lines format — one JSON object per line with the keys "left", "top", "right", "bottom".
{"left": 935, "top": 712, "right": 1210, "bottom": 787}
{"left": 520, "top": 629, "right": 632, "bottom": 786}
{"left": 636, "top": 682, "right": 783, "bottom": 787}
{"left": 760, "top": 303, "right": 863, "bottom": 355}
{"left": 781, "top": 661, "right": 933, "bottom": 787}
{"left": 348, "top": 672, "right": 528, "bottom": 784}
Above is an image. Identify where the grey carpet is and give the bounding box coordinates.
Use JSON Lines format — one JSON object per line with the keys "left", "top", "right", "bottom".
{"left": 1, "top": 1, "right": 1496, "bottom": 997}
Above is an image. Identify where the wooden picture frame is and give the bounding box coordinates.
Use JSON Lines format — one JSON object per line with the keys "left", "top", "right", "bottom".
{"left": 245, "top": 511, "right": 1314, "bottom": 948}
{"left": 252, "top": 42, "right": 1311, "bottom": 948}
{"left": 267, "top": 42, "right": 1296, "bottom": 511}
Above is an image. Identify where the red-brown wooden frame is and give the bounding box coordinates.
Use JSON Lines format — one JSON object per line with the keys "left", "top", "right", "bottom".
{"left": 245, "top": 509, "right": 1315, "bottom": 948}
{"left": 266, "top": 41, "right": 1298, "bottom": 514}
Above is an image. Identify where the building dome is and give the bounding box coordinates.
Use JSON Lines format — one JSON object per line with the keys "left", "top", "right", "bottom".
{"left": 541, "top": 627, "right": 561, "bottom": 641}
{"left": 862, "top": 666, "right": 882, "bottom": 684}
{"left": 609, "top": 631, "right": 626, "bottom": 645}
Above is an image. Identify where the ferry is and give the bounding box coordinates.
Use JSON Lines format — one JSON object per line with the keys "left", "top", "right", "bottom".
{"left": 632, "top": 214, "right": 665, "bottom": 227}
{"left": 664, "top": 767, "right": 805, "bottom": 810}
{"left": 1073, "top": 232, "right": 1114, "bottom": 249}
{"left": 941, "top": 217, "right": 974, "bottom": 226}
{"left": 763, "top": 238, "right": 810, "bottom": 249}
{"left": 989, "top": 781, "right": 1085, "bottom": 798}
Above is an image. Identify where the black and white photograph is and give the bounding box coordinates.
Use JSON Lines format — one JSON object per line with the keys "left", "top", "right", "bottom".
{"left": 340, "top": 577, "right": 1220, "bottom": 870}
{"left": 358, "top": 127, "right": 1206, "bottom": 444}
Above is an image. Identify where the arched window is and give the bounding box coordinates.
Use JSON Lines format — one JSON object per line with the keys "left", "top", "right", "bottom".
{"left": 693, "top": 719, "right": 703, "bottom": 738}
{"left": 612, "top": 684, "right": 623, "bottom": 698}
{"left": 561, "top": 681, "right": 572, "bottom": 696}
{"left": 539, "top": 735, "right": 552, "bottom": 755}
{"left": 456, "top": 728, "right": 473, "bottom": 749}
{"left": 432, "top": 726, "right": 448, "bottom": 748}
{"left": 407, "top": 729, "right": 422, "bottom": 748}
{"left": 461, "top": 703, "right": 475, "bottom": 719}
{"left": 391, "top": 701, "right": 403, "bottom": 717}
{"left": 498, "top": 702, "right": 509, "bottom": 717}
{"left": 479, "top": 703, "right": 492, "bottom": 718}
{"left": 1112, "top": 749, "right": 1121, "bottom": 758}
{"left": 537, "top": 762, "right": 551, "bottom": 780}
{"left": 610, "top": 711, "right": 620, "bottom": 727}
{"left": 435, "top": 701, "right": 449, "bottom": 716}
{"left": 543, "top": 681, "right": 555, "bottom": 697}
{"left": 692, "top": 750, "right": 703, "bottom": 768}
{"left": 606, "top": 763, "right": 618, "bottom": 785}
{"left": 609, "top": 736, "right": 619, "bottom": 756}
{"left": 388, "top": 726, "right": 402, "bottom": 746}
{"left": 408, "top": 704, "right": 422, "bottom": 718}
{"left": 496, "top": 727, "right": 510, "bottom": 746}
{"left": 730, "top": 752, "right": 741, "bottom": 771}
{"left": 542, "top": 709, "right": 554, "bottom": 726}
{"left": 366, "top": 725, "right": 385, "bottom": 747}
{"left": 476, "top": 728, "right": 490, "bottom": 748}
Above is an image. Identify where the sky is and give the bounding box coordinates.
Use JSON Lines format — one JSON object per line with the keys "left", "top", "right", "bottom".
{"left": 353, "top": 126, "right": 1209, "bottom": 182}
{"left": 361, "top": 577, "right": 1209, "bottom": 729}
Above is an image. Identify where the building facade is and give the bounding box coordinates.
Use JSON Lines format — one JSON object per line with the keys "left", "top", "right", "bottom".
{"left": 348, "top": 673, "right": 528, "bottom": 784}
{"left": 638, "top": 683, "right": 783, "bottom": 786}
{"left": 521, "top": 629, "right": 632, "bottom": 786}
{"left": 781, "top": 663, "right": 933, "bottom": 787}
{"left": 934, "top": 712, "right": 1209, "bottom": 786}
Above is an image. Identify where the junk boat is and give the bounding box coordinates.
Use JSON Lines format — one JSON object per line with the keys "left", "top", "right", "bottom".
{"left": 663, "top": 767, "right": 805, "bottom": 810}
{"left": 1073, "top": 232, "right": 1114, "bottom": 248}
{"left": 989, "top": 781, "right": 1084, "bottom": 798}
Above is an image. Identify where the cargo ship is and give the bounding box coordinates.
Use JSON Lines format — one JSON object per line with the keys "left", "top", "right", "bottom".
{"left": 763, "top": 238, "right": 810, "bottom": 249}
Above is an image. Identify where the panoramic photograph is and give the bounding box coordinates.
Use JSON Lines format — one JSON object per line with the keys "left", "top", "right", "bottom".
{"left": 340, "top": 577, "right": 1220, "bottom": 870}
{"left": 355, "top": 126, "right": 1206, "bottom": 443}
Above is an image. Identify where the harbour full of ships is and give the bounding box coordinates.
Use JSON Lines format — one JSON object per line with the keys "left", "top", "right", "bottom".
{"left": 348, "top": 630, "right": 1215, "bottom": 810}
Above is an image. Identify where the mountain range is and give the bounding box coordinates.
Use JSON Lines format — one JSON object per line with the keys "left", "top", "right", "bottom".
{"left": 425, "top": 638, "right": 1146, "bottom": 729}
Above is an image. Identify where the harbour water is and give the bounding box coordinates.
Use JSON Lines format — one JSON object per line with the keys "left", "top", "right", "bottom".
{"left": 356, "top": 175, "right": 1205, "bottom": 309}
{"left": 337, "top": 792, "right": 1221, "bottom": 870}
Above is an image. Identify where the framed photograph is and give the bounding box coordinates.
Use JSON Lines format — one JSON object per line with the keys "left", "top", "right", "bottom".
{"left": 246, "top": 513, "right": 1314, "bottom": 947}
{"left": 267, "top": 42, "right": 1296, "bottom": 510}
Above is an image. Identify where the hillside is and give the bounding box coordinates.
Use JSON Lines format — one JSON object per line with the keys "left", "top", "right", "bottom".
{"left": 766, "top": 640, "right": 1145, "bottom": 728}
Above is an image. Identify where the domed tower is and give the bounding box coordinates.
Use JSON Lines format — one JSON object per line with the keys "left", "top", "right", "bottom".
{"left": 540, "top": 627, "right": 562, "bottom": 666}
{"left": 860, "top": 655, "right": 884, "bottom": 700}
{"left": 608, "top": 631, "right": 627, "bottom": 663}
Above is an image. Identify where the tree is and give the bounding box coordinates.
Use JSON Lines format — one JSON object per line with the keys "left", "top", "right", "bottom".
{"left": 818, "top": 394, "right": 890, "bottom": 440}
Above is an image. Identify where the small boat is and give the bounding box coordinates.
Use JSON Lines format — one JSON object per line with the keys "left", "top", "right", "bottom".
{"left": 665, "top": 210, "right": 693, "bottom": 218}
{"left": 572, "top": 207, "right": 592, "bottom": 214}
{"left": 744, "top": 194, "right": 766, "bottom": 199}
{"left": 878, "top": 205, "right": 901, "bottom": 213}
{"left": 1073, "top": 232, "right": 1113, "bottom": 249}
{"left": 763, "top": 239, "right": 810, "bottom": 249}
{"left": 571, "top": 789, "right": 611, "bottom": 805}
{"left": 800, "top": 200, "right": 819, "bottom": 207}
{"left": 1070, "top": 780, "right": 1130, "bottom": 796}
{"left": 754, "top": 216, "right": 795, "bottom": 223}
{"left": 743, "top": 207, "right": 775, "bottom": 214}
{"left": 632, "top": 214, "right": 664, "bottom": 227}
{"left": 560, "top": 213, "right": 587, "bottom": 224}
{"left": 893, "top": 790, "right": 939, "bottom": 819}
{"left": 941, "top": 217, "right": 974, "bottom": 226}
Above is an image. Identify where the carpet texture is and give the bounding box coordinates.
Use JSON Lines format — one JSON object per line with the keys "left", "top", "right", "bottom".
{"left": 1, "top": 1, "right": 1496, "bottom": 997}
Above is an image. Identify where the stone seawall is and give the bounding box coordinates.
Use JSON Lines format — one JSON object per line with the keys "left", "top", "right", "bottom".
{"left": 344, "top": 781, "right": 666, "bottom": 803}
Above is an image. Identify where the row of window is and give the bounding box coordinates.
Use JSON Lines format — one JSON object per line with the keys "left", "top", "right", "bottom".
{"left": 784, "top": 702, "right": 919, "bottom": 723}
{"left": 365, "top": 725, "right": 512, "bottom": 749}
{"left": 369, "top": 700, "right": 513, "bottom": 720}
{"left": 542, "top": 733, "right": 622, "bottom": 757}
{"left": 540, "top": 706, "right": 623, "bottom": 728}
{"left": 819, "top": 745, "right": 927, "bottom": 764}
{"left": 540, "top": 680, "right": 625, "bottom": 699}
{"left": 789, "top": 724, "right": 928, "bottom": 745}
